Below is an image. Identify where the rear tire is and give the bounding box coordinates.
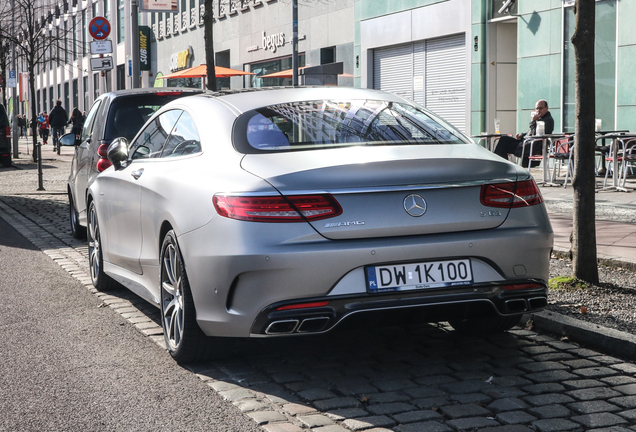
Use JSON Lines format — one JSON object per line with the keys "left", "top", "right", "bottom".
{"left": 69, "top": 192, "right": 86, "bottom": 239}
{"left": 160, "top": 230, "right": 230, "bottom": 363}
{"left": 448, "top": 314, "right": 522, "bottom": 335}
{"left": 87, "top": 201, "right": 117, "bottom": 291}
{"left": 1, "top": 155, "right": 11, "bottom": 168}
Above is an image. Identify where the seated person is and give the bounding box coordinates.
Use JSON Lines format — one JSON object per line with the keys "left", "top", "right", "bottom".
{"left": 494, "top": 99, "right": 554, "bottom": 168}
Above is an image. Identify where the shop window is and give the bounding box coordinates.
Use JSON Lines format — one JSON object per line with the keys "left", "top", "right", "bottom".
{"left": 251, "top": 55, "right": 306, "bottom": 88}
{"left": 321, "top": 46, "right": 335, "bottom": 65}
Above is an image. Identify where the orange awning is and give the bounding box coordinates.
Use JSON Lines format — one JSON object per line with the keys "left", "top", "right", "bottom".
{"left": 258, "top": 67, "right": 306, "bottom": 79}
{"left": 158, "top": 64, "right": 254, "bottom": 79}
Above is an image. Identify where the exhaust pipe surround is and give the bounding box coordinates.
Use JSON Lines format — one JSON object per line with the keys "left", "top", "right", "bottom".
{"left": 265, "top": 319, "right": 299, "bottom": 334}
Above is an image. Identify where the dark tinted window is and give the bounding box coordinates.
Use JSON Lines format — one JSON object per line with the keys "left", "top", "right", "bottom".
{"left": 104, "top": 92, "right": 199, "bottom": 141}
{"left": 131, "top": 110, "right": 181, "bottom": 159}
{"left": 234, "top": 100, "right": 469, "bottom": 153}
{"left": 161, "top": 111, "right": 201, "bottom": 157}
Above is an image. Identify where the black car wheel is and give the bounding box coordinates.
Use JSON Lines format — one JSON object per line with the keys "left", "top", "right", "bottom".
{"left": 160, "top": 230, "right": 228, "bottom": 363}
{"left": 87, "top": 201, "right": 117, "bottom": 291}
{"left": 69, "top": 192, "right": 86, "bottom": 239}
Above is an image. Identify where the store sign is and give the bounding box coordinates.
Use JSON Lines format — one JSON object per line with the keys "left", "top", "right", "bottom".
{"left": 139, "top": 26, "right": 151, "bottom": 71}
{"left": 262, "top": 31, "right": 285, "bottom": 53}
{"left": 170, "top": 46, "right": 192, "bottom": 71}
{"left": 140, "top": 0, "right": 178, "bottom": 13}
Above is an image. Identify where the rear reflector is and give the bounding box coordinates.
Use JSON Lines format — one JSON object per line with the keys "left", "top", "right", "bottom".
{"left": 213, "top": 194, "right": 342, "bottom": 222}
{"left": 277, "top": 301, "right": 330, "bottom": 311}
{"left": 502, "top": 283, "right": 543, "bottom": 291}
{"left": 481, "top": 179, "right": 543, "bottom": 208}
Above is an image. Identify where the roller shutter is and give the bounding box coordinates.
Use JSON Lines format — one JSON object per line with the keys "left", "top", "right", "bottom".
{"left": 373, "top": 43, "right": 413, "bottom": 101}
{"left": 425, "top": 34, "right": 466, "bottom": 132}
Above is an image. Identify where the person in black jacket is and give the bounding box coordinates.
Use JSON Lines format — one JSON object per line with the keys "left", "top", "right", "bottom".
{"left": 69, "top": 108, "right": 84, "bottom": 145}
{"left": 493, "top": 99, "right": 554, "bottom": 168}
{"left": 49, "top": 100, "right": 68, "bottom": 151}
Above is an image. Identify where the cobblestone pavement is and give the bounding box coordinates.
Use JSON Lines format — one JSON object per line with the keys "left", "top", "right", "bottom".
{"left": 4, "top": 160, "right": 636, "bottom": 432}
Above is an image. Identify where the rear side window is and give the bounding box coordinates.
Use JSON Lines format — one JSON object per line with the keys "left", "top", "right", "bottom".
{"left": 161, "top": 111, "right": 201, "bottom": 157}
{"left": 131, "top": 110, "right": 182, "bottom": 159}
{"left": 233, "top": 99, "right": 469, "bottom": 154}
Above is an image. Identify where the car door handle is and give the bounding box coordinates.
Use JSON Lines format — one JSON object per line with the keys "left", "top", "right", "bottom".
{"left": 131, "top": 168, "right": 144, "bottom": 180}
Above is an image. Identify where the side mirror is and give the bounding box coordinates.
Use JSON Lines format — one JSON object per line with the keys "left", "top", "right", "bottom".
{"left": 107, "top": 137, "right": 129, "bottom": 170}
{"left": 59, "top": 132, "right": 78, "bottom": 147}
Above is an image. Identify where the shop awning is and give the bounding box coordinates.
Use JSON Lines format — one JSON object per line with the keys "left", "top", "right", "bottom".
{"left": 258, "top": 67, "right": 306, "bottom": 79}
{"left": 158, "top": 64, "right": 255, "bottom": 79}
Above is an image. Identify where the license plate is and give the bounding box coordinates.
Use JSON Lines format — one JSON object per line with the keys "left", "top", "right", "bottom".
{"left": 366, "top": 259, "right": 473, "bottom": 293}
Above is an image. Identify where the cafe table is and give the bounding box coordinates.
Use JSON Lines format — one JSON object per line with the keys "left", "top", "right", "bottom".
{"left": 522, "top": 134, "right": 566, "bottom": 186}
{"left": 595, "top": 130, "right": 629, "bottom": 173}
{"left": 596, "top": 133, "right": 636, "bottom": 192}
{"left": 471, "top": 133, "right": 508, "bottom": 152}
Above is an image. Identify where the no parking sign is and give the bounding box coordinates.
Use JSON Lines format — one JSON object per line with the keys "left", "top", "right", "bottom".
{"left": 89, "top": 16, "right": 111, "bottom": 40}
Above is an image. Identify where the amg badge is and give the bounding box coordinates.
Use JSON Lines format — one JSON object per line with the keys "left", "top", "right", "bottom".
{"left": 325, "top": 221, "right": 365, "bottom": 228}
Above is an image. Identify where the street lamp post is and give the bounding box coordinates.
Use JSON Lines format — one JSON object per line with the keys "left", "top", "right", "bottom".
{"left": 292, "top": 0, "right": 298, "bottom": 86}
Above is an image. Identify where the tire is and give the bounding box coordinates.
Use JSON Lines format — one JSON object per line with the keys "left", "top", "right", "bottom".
{"left": 87, "top": 201, "right": 117, "bottom": 291}
{"left": 160, "top": 230, "right": 228, "bottom": 363}
{"left": 69, "top": 192, "right": 86, "bottom": 239}
{"left": 1, "top": 155, "right": 11, "bottom": 168}
{"left": 448, "top": 314, "right": 522, "bottom": 335}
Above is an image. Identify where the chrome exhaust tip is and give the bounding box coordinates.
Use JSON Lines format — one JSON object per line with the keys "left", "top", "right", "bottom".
{"left": 528, "top": 297, "right": 548, "bottom": 310}
{"left": 504, "top": 299, "right": 528, "bottom": 313}
{"left": 297, "top": 317, "right": 330, "bottom": 333}
{"left": 265, "top": 320, "right": 299, "bottom": 334}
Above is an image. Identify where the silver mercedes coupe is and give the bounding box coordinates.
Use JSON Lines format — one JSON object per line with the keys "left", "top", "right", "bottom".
{"left": 87, "top": 87, "right": 553, "bottom": 362}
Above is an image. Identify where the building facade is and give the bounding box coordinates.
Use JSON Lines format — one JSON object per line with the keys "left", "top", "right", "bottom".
{"left": 14, "top": 0, "right": 636, "bottom": 138}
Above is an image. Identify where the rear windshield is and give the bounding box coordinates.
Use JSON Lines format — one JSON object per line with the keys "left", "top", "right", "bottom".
{"left": 104, "top": 93, "right": 198, "bottom": 142}
{"left": 233, "top": 99, "right": 469, "bottom": 153}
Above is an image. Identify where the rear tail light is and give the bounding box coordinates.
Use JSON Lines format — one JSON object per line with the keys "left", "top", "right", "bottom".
{"left": 154, "top": 91, "right": 183, "bottom": 96}
{"left": 480, "top": 179, "right": 543, "bottom": 208}
{"left": 96, "top": 158, "right": 112, "bottom": 172}
{"left": 213, "top": 194, "right": 342, "bottom": 222}
{"left": 96, "top": 143, "right": 112, "bottom": 172}
{"left": 5, "top": 126, "right": 10, "bottom": 138}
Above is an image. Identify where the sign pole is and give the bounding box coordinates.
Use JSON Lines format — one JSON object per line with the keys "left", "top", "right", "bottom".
{"left": 10, "top": 0, "right": 18, "bottom": 160}
{"left": 292, "top": 0, "right": 298, "bottom": 86}
{"left": 131, "top": 0, "right": 140, "bottom": 88}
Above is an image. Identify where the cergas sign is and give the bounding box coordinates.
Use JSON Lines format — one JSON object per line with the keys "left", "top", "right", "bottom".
{"left": 170, "top": 46, "right": 192, "bottom": 72}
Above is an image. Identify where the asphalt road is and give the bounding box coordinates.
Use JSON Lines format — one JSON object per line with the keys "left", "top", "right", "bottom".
{"left": 0, "top": 215, "right": 262, "bottom": 432}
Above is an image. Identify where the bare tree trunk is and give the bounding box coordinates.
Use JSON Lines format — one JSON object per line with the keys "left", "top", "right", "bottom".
{"left": 204, "top": 0, "right": 217, "bottom": 91}
{"left": 570, "top": 0, "right": 598, "bottom": 284}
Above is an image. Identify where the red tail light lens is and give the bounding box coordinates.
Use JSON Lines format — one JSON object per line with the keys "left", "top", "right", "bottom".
{"left": 96, "top": 158, "right": 112, "bottom": 172}
{"left": 5, "top": 126, "right": 10, "bottom": 138}
{"left": 97, "top": 143, "right": 110, "bottom": 158}
{"left": 213, "top": 194, "right": 342, "bottom": 222}
{"left": 480, "top": 180, "right": 543, "bottom": 208}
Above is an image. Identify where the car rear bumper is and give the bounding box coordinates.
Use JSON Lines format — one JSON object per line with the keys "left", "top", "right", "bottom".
{"left": 178, "top": 206, "right": 553, "bottom": 338}
{"left": 249, "top": 282, "right": 548, "bottom": 336}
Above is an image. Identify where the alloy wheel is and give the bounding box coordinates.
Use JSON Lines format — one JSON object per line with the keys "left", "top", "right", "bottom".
{"left": 88, "top": 204, "right": 101, "bottom": 283}
{"left": 161, "top": 242, "right": 185, "bottom": 351}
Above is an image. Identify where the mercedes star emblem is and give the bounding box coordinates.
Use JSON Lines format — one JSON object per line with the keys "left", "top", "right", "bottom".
{"left": 403, "top": 194, "right": 427, "bottom": 217}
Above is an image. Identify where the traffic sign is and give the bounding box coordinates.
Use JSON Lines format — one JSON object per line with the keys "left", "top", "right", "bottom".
{"left": 90, "top": 40, "right": 113, "bottom": 54}
{"left": 89, "top": 16, "right": 111, "bottom": 40}
{"left": 90, "top": 56, "right": 114, "bottom": 71}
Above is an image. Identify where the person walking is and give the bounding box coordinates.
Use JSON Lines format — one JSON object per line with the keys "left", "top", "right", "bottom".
{"left": 69, "top": 108, "right": 84, "bottom": 145}
{"left": 37, "top": 112, "right": 50, "bottom": 146}
{"left": 48, "top": 100, "right": 68, "bottom": 152}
